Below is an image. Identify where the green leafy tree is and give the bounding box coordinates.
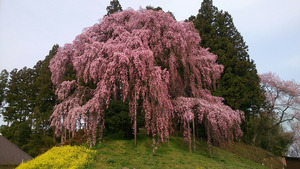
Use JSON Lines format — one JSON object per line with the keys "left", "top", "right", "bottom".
{"left": 247, "top": 115, "right": 293, "bottom": 155}
{"left": 188, "top": 0, "right": 263, "bottom": 129}
{"left": 106, "top": 0, "right": 123, "bottom": 16}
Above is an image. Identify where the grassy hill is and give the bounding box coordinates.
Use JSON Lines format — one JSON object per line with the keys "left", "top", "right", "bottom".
{"left": 17, "top": 129, "right": 284, "bottom": 169}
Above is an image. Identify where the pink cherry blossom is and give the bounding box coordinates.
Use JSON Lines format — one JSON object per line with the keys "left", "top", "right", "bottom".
{"left": 49, "top": 9, "right": 244, "bottom": 149}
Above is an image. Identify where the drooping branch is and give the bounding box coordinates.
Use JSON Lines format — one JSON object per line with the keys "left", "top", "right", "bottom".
{"left": 174, "top": 96, "right": 244, "bottom": 146}
{"left": 49, "top": 9, "right": 244, "bottom": 150}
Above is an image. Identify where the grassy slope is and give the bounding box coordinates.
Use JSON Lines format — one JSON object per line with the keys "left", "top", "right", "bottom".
{"left": 91, "top": 129, "right": 282, "bottom": 169}
{"left": 220, "top": 142, "right": 284, "bottom": 169}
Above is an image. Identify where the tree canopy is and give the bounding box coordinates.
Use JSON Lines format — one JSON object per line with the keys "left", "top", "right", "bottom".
{"left": 49, "top": 9, "right": 244, "bottom": 150}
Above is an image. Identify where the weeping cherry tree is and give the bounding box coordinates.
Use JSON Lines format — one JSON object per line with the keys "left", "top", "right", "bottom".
{"left": 49, "top": 9, "right": 244, "bottom": 153}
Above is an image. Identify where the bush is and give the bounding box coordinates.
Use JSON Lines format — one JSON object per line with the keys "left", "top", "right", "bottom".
{"left": 244, "top": 116, "right": 293, "bottom": 156}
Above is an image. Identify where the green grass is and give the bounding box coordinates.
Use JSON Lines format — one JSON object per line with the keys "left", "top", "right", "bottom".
{"left": 18, "top": 128, "right": 283, "bottom": 169}
{"left": 91, "top": 129, "right": 279, "bottom": 169}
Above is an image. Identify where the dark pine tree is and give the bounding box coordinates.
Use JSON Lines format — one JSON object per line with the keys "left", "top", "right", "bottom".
{"left": 106, "top": 0, "right": 123, "bottom": 16}
{"left": 32, "top": 44, "right": 58, "bottom": 136}
{"left": 189, "top": 0, "right": 264, "bottom": 135}
{"left": 146, "top": 6, "right": 176, "bottom": 20}
{"left": 3, "top": 67, "right": 36, "bottom": 125}
{"left": 0, "top": 69, "right": 9, "bottom": 110}
{"left": 23, "top": 45, "right": 59, "bottom": 157}
{"left": 1, "top": 67, "right": 35, "bottom": 152}
{"left": 0, "top": 45, "right": 59, "bottom": 157}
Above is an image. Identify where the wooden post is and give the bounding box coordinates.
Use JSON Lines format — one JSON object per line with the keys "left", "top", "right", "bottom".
{"left": 193, "top": 117, "right": 196, "bottom": 152}
{"left": 64, "top": 128, "right": 67, "bottom": 143}
{"left": 134, "top": 90, "right": 137, "bottom": 146}
{"left": 188, "top": 119, "right": 192, "bottom": 153}
{"left": 114, "top": 83, "right": 117, "bottom": 100}
{"left": 69, "top": 129, "right": 71, "bottom": 140}
{"left": 84, "top": 117, "right": 87, "bottom": 134}
{"left": 99, "top": 121, "right": 104, "bottom": 144}
{"left": 61, "top": 127, "right": 63, "bottom": 145}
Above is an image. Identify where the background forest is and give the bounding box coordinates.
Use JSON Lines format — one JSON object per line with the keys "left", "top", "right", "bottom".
{"left": 0, "top": 0, "right": 299, "bottom": 160}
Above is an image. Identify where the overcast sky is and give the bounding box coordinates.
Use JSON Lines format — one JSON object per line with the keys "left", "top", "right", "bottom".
{"left": 1, "top": 0, "right": 299, "bottom": 82}
{"left": 0, "top": 0, "right": 300, "bottom": 125}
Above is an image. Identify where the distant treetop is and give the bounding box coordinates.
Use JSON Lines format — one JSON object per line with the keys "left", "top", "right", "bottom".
{"left": 106, "top": 0, "right": 123, "bottom": 16}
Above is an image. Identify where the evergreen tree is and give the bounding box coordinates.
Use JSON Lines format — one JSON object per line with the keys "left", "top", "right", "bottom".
{"left": 146, "top": 6, "right": 176, "bottom": 20}
{"left": 25, "top": 45, "right": 58, "bottom": 156}
{"left": 3, "top": 68, "right": 36, "bottom": 125}
{"left": 106, "top": 0, "right": 123, "bottom": 16}
{"left": 0, "top": 69, "right": 9, "bottom": 109}
{"left": 1, "top": 67, "right": 35, "bottom": 152}
{"left": 32, "top": 44, "right": 58, "bottom": 135}
{"left": 188, "top": 1, "right": 294, "bottom": 155}
{"left": 189, "top": 0, "right": 263, "bottom": 125}
{"left": 0, "top": 45, "right": 58, "bottom": 157}
{"left": 104, "top": 100, "right": 132, "bottom": 138}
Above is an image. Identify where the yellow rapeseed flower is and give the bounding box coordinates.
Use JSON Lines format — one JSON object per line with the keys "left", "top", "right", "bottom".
{"left": 17, "top": 145, "right": 96, "bottom": 169}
